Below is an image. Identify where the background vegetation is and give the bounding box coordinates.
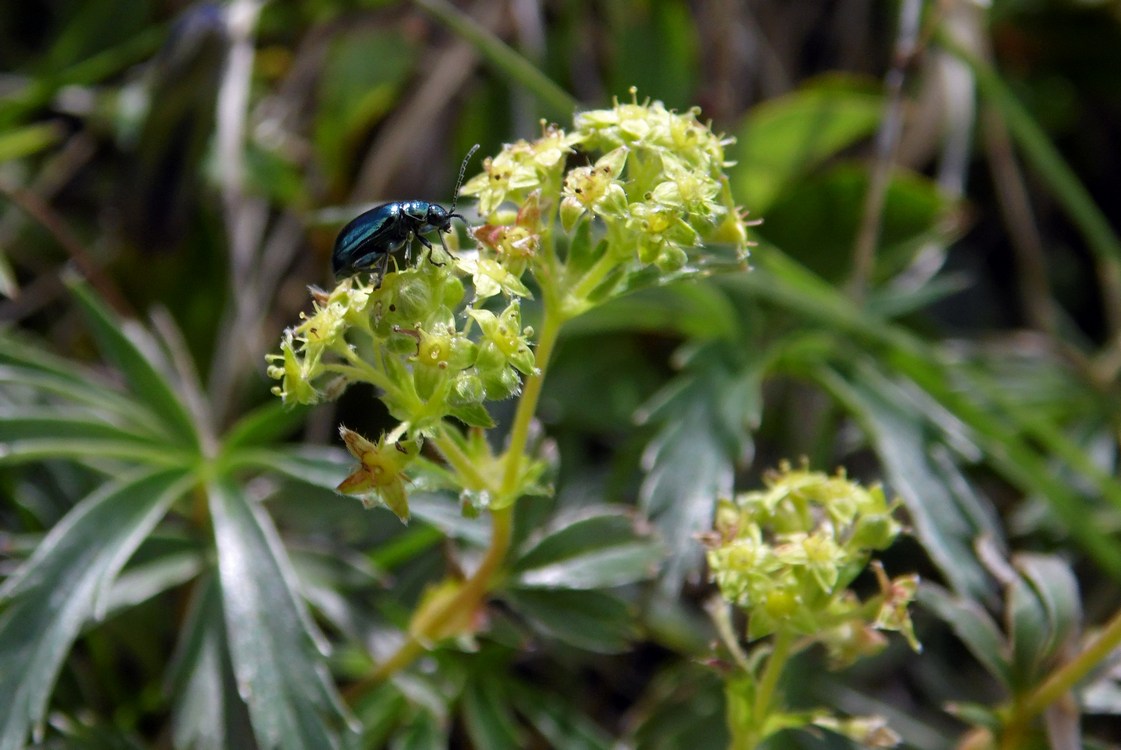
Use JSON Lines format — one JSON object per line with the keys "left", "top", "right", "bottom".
{"left": 2, "top": 0, "right": 1120, "bottom": 748}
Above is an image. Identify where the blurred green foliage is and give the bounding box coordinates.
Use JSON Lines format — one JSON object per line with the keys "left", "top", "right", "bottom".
{"left": 2, "top": 1, "right": 1121, "bottom": 748}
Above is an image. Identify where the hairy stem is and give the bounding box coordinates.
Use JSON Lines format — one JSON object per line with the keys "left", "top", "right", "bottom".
{"left": 346, "top": 293, "right": 564, "bottom": 699}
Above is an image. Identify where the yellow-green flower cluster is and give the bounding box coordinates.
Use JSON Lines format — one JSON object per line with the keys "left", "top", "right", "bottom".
{"left": 460, "top": 88, "right": 750, "bottom": 293}
{"left": 266, "top": 260, "right": 536, "bottom": 517}
{"left": 459, "top": 122, "right": 585, "bottom": 218}
{"left": 269, "top": 89, "right": 752, "bottom": 518}
{"left": 266, "top": 262, "right": 535, "bottom": 432}
{"left": 568, "top": 88, "right": 747, "bottom": 265}
{"left": 705, "top": 462, "right": 918, "bottom": 654}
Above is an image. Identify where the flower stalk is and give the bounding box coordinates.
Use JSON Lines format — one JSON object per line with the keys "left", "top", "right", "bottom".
{"left": 705, "top": 462, "right": 918, "bottom": 748}
{"left": 268, "top": 89, "right": 752, "bottom": 691}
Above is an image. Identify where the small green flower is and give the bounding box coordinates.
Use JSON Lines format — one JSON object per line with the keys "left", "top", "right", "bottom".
{"left": 560, "top": 146, "right": 630, "bottom": 228}
{"left": 526, "top": 121, "right": 585, "bottom": 171}
{"left": 707, "top": 525, "right": 771, "bottom": 607}
{"left": 459, "top": 124, "right": 583, "bottom": 218}
{"left": 649, "top": 154, "right": 723, "bottom": 218}
{"left": 471, "top": 192, "right": 542, "bottom": 279}
{"left": 459, "top": 145, "right": 541, "bottom": 217}
{"left": 871, "top": 566, "right": 921, "bottom": 652}
{"left": 456, "top": 256, "right": 532, "bottom": 300}
{"left": 468, "top": 302, "right": 536, "bottom": 377}
{"left": 575, "top": 87, "right": 734, "bottom": 178}
{"left": 270, "top": 88, "right": 751, "bottom": 532}
{"left": 336, "top": 427, "right": 419, "bottom": 522}
{"left": 819, "top": 621, "right": 889, "bottom": 668}
{"left": 575, "top": 88, "right": 659, "bottom": 148}
{"left": 779, "top": 531, "right": 843, "bottom": 593}
{"left": 265, "top": 332, "right": 320, "bottom": 405}
{"left": 624, "top": 200, "right": 699, "bottom": 268}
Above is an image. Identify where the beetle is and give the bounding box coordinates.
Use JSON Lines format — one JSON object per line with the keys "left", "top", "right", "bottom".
{"left": 332, "top": 144, "right": 479, "bottom": 280}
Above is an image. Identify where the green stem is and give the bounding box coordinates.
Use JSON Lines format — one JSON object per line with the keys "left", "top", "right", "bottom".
{"left": 749, "top": 628, "right": 795, "bottom": 747}
{"left": 1000, "top": 605, "right": 1121, "bottom": 747}
{"left": 566, "top": 246, "right": 619, "bottom": 310}
{"left": 338, "top": 347, "right": 396, "bottom": 393}
{"left": 500, "top": 298, "right": 563, "bottom": 496}
{"left": 430, "top": 426, "right": 489, "bottom": 490}
{"left": 706, "top": 596, "right": 752, "bottom": 673}
{"left": 347, "top": 292, "right": 565, "bottom": 700}
{"left": 346, "top": 506, "right": 513, "bottom": 700}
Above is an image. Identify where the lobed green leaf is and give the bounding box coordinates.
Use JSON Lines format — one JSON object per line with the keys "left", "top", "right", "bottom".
{"left": 68, "top": 280, "right": 200, "bottom": 447}
{"left": 462, "top": 677, "right": 522, "bottom": 750}
{"left": 209, "top": 480, "right": 348, "bottom": 750}
{"left": 917, "top": 583, "right": 1012, "bottom": 689}
{"left": 819, "top": 364, "right": 999, "bottom": 601}
{"left": 511, "top": 509, "right": 662, "bottom": 590}
{"left": 167, "top": 575, "right": 257, "bottom": 750}
{"left": 0, "top": 467, "right": 190, "bottom": 750}
{"left": 502, "top": 588, "right": 636, "bottom": 654}
{"left": 637, "top": 342, "right": 757, "bottom": 593}
{"left": 506, "top": 682, "right": 613, "bottom": 750}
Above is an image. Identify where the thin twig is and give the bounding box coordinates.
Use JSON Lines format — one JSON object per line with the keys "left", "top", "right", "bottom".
{"left": 209, "top": 0, "right": 266, "bottom": 423}
{"left": 0, "top": 180, "right": 134, "bottom": 318}
{"left": 352, "top": 0, "right": 504, "bottom": 201}
{"left": 848, "top": 0, "right": 924, "bottom": 302}
{"left": 217, "top": 0, "right": 265, "bottom": 280}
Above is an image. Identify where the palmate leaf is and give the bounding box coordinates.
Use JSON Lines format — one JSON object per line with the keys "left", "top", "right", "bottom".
{"left": 918, "top": 584, "right": 1012, "bottom": 689}
{"left": 0, "top": 338, "right": 169, "bottom": 441}
{"left": 744, "top": 248, "right": 1121, "bottom": 578}
{"left": 1007, "top": 554, "right": 1082, "bottom": 691}
{"left": 502, "top": 588, "right": 636, "bottom": 654}
{"left": 637, "top": 342, "right": 759, "bottom": 594}
{"left": 348, "top": 682, "right": 407, "bottom": 749}
{"left": 386, "top": 710, "right": 446, "bottom": 750}
{"left": 506, "top": 682, "right": 613, "bottom": 750}
{"left": 0, "top": 406, "right": 195, "bottom": 468}
{"left": 0, "top": 467, "right": 191, "bottom": 750}
{"left": 220, "top": 400, "right": 310, "bottom": 452}
{"left": 99, "top": 547, "right": 205, "bottom": 620}
{"left": 1013, "top": 554, "right": 1081, "bottom": 662}
{"left": 68, "top": 279, "right": 199, "bottom": 447}
{"left": 230, "top": 444, "right": 351, "bottom": 491}
{"left": 461, "top": 675, "right": 522, "bottom": 750}
{"left": 819, "top": 363, "right": 1000, "bottom": 602}
{"left": 167, "top": 574, "right": 256, "bottom": 750}
{"left": 511, "top": 508, "right": 662, "bottom": 590}
{"left": 626, "top": 662, "right": 727, "bottom": 750}
{"left": 208, "top": 479, "right": 349, "bottom": 750}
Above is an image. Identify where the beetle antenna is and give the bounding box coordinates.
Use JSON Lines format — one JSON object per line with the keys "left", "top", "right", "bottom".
{"left": 450, "top": 144, "right": 480, "bottom": 216}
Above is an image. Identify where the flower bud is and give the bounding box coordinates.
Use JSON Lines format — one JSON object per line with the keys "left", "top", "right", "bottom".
{"left": 482, "top": 366, "right": 521, "bottom": 400}
{"left": 450, "top": 370, "right": 486, "bottom": 406}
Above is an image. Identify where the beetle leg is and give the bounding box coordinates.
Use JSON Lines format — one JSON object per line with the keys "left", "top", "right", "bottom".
{"left": 415, "top": 232, "right": 446, "bottom": 267}
{"left": 434, "top": 231, "right": 457, "bottom": 265}
{"left": 376, "top": 251, "right": 390, "bottom": 288}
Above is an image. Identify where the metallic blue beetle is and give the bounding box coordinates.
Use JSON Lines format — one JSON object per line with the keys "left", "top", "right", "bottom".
{"left": 332, "top": 145, "right": 479, "bottom": 280}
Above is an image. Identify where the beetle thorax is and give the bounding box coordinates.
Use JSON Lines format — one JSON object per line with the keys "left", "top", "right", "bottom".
{"left": 424, "top": 204, "right": 451, "bottom": 231}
